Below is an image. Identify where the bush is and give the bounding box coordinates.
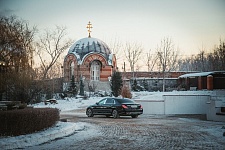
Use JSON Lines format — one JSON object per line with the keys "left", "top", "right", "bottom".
{"left": 121, "top": 85, "right": 132, "bottom": 98}
{"left": 0, "top": 108, "right": 59, "bottom": 136}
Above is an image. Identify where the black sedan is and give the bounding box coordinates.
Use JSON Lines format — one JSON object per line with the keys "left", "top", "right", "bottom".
{"left": 86, "top": 97, "right": 143, "bottom": 119}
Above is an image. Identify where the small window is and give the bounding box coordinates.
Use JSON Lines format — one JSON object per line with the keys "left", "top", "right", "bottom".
{"left": 116, "top": 98, "right": 135, "bottom": 104}
{"left": 99, "top": 99, "right": 106, "bottom": 105}
{"left": 106, "top": 98, "right": 114, "bottom": 104}
{"left": 70, "top": 61, "right": 74, "bottom": 77}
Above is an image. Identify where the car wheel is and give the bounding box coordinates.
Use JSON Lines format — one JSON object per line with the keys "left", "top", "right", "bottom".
{"left": 86, "top": 108, "right": 94, "bottom": 117}
{"left": 112, "top": 109, "right": 119, "bottom": 119}
{"left": 131, "top": 115, "right": 138, "bottom": 118}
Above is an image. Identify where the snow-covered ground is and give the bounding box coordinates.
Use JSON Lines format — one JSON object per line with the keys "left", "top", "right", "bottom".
{"left": 32, "top": 96, "right": 102, "bottom": 111}
{"left": 0, "top": 91, "right": 224, "bottom": 149}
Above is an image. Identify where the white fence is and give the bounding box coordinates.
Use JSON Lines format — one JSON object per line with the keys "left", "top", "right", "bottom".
{"left": 136, "top": 100, "right": 165, "bottom": 114}
{"left": 135, "top": 95, "right": 210, "bottom": 115}
{"left": 207, "top": 96, "right": 225, "bottom": 122}
{"left": 135, "top": 92, "right": 225, "bottom": 122}
{"left": 164, "top": 95, "right": 210, "bottom": 114}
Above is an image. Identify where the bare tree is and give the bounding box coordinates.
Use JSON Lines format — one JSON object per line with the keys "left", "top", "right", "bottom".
{"left": 197, "top": 44, "right": 207, "bottom": 72}
{"left": 107, "top": 38, "right": 124, "bottom": 71}
{"left": 124, "top": 42, "right": 143, "bottom": 78}
{"left": 0, "top": 15, "right": 37, "bottom": 102}
{"left": 145, "top": 49, "right": 158, "bottom": 72}
{"left": 177, "top": 56, "right": 192, "bottom": 71}
{"left": 156, "top": 37, "right": 179, "bottom": 92}
{"left": 174, "top": 39, "right": 225, "bottom": 72}
{"left": 0, "top": 15, "right": 36, "bottom": 70}
{"left": 212, "top": 40, "right": 225, "bottom": 70}
{"left": 108, "top": 38, "right": 123, "bottom": 60}
{"left": 35, "top": 26, "right": 72, "bottom": 79}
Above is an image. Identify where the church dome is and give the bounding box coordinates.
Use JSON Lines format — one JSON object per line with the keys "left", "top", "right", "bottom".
{"left": 68, "top": 37, "right": 112, "bottom": 61}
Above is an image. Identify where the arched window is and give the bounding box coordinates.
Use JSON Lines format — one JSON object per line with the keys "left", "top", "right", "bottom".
{"left": 70, "top": 61, "right": 74, "bottom": 78}
{"left": 90, "top": 61, "right": 100, "bottom": 81}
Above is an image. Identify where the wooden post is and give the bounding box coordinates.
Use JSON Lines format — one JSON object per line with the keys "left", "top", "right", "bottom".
{"left": 198, "top": 76, "right": 202, "bottom": 90}
{"left": 207, "top": 75, "right": 213, "bottom": 90}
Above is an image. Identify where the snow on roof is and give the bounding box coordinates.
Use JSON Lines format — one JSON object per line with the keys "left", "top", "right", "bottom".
{"left": 68, "top": 37, "right": 111, "bottom": 56}
{"left": 178, "top": 71, "right": 225, "bottom": 78}
{"left": 108, "top": 54, "right": 113, "bottom": 65}
{"left": 67, "top": 37, "right": 112, "bottom": 65}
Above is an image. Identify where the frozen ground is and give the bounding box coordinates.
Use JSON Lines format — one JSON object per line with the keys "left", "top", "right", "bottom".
{"left": 0, "top": 91, "right": 224, "bottom": 149}
{"left": 26, "top": 110, "right": 225, "bottom": 149}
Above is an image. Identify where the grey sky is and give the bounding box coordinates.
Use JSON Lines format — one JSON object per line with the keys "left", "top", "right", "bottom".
{"left": 1, "top": 0, "right": 225, "bottom": 56}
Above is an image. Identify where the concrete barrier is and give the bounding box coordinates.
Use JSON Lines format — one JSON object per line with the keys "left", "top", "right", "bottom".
{"left": 136, "top": 95, "right": 210, "bottom": 115}
{"left": 135, "top": 100, "right": 164, "bottom": 114}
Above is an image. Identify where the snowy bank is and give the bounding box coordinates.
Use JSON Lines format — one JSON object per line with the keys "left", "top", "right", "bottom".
{"left": 32, "top": 97, "right": 102, "bottom": 112}
{"left": 0, "top": 122, "right": 88, "bottom": 150}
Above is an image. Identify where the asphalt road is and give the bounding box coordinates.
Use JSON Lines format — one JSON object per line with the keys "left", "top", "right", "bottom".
{"left": 28, "top": 109, "right": 225, "bottom": 150}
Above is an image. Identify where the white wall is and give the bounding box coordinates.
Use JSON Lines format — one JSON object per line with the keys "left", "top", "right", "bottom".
{"left": 135, "top": 100, "right": 164, "bottom": 114}
{"left": 207, "top": 96, "right": 225, "bottom": 122}
{"left": 164, "top": 95, "right": 210, "bottom": 114}
{"left": 136, "top": 95, "right": 210, "bottom": 115}
{"left": 136, "top": 94, "right": 225, "bottom": 122}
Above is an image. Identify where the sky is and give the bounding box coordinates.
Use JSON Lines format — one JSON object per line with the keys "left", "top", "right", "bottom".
{"left": 0, "top": 0, "right": 225, "bottom": 65}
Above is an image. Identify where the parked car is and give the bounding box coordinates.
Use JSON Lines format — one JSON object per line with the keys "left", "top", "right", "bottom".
{"left": 86, "top": 97, "right": 143, "bottom": 118}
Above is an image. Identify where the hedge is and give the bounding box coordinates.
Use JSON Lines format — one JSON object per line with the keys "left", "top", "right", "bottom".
{"left": 0, "top": 108, "right": 59, "bottom": 136}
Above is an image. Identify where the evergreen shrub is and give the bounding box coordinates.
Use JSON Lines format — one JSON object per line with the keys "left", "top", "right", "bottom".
{"left": 110, "top": 71, "right": 123, "bottom": 97}
{"left": 0, "top": 108, "right": 59, "bottom": 136}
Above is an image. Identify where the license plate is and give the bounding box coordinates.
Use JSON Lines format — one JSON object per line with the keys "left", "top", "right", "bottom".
{"left": 131, "top": 105, "right": 137, "bottom": 108}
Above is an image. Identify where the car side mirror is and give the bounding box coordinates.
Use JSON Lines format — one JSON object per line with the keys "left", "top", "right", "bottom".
{"left": 96, "top": 102, "right": 99, "bottom": 105}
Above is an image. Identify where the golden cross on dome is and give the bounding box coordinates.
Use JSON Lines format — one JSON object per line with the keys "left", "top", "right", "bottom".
{"left": 86, "top": 21, "right": 93, "bottom": 38}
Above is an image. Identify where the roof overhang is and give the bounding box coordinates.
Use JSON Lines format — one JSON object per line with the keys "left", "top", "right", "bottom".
{"left": 178, "top": 71, "right": 225, "bottom": 78}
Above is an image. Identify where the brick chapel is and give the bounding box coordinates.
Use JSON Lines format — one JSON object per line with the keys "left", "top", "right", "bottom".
{"left": 63, "top": 22, "right": 117, "bottom": 91}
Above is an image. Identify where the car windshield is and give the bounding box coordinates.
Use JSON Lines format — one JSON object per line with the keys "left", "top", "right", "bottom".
{"left": 116, "top": 99, "right": 135, "bottom": 104}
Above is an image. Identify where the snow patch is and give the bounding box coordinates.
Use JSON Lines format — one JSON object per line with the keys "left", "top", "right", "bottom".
{"left": 0, "top": 122, "right": 86, "bottom": 150}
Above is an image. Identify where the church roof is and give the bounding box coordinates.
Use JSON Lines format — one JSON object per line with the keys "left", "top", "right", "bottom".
{"left": 67, "top": 37, "right": 112, "bottom": 61}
